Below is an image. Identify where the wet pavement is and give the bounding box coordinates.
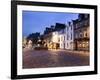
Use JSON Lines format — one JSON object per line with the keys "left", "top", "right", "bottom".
{"left": 23, "top": 49, "right": 89, "bottom": 69}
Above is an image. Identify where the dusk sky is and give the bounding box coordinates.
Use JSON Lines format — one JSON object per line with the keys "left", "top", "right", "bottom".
{"left": 22, "top": 11, "right": 79, "bottom": 37}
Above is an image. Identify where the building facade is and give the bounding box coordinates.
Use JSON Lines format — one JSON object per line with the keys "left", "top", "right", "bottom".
{"left": 43, "top": 23, "right": 66, "bottom": 49}
{"left": 51, "top": 31, "right": 60, "bottom": 49}
{"left": 42, "top": 14, "right": 89, "bottom": 51}
{"left": 65, "top": 22, "right": 74, "bottom": 50}
{"left": 73, "top": 14, "right": 90, "bottom": 51}
{"left": 59, "top": 29, "right": 66, "bottom": 49}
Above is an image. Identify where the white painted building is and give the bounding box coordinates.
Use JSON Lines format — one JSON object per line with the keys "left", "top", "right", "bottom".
{"left": 51, "top": 30, "right": 66, "bottom": 49}
{"left": 52, "top": 31, "right": 59, "bottom": 43}
{"left": 59, "top": 29, "right": 66, "bottom": 49}
{"left": 65, "top": 22, "right": 74, "bottom": 50}
{"left": 55, "top": 22, "right": 74, "bottom": 50}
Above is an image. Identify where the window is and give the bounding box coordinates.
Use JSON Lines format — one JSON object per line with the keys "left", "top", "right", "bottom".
{"left": 79, "top": 32, "right": 83, "bottom": 38}
{"left": 84, "top": 20, "right": 88, "bottom": 26}
{"left": 61, "top": 36, "right": 63, "bottom": 41}
{"left": 75, "top": 33, "right": 78, "bottom": 39}
{"left": 78, "top": 43, "right": 82, "bottom": 48}
{"left": 70, "top": 42, "right": 72, "bottom": 47}
{"left": 71, "top": 33, "right": 72, "bottom": 40}
{"left": 85, "top": 14, "right": 88, "bottom": 18}
{"left": 64, "top": 36, "right": 65, "bottom": 41}
{"left": 85, "top": 33, "right": 87, "bottom": 37}
{"left": 83, "top": 31, "right": 88, "bottom": 37}
{"left": 71, "top": 25, "right": 72, "bottom": 30}
{"left": 67, "top": 27, "right": 69, "bottom": 31}
{"left": 67, "top": 34, "right": 69, "bottom": 40}
{"left": 64, "top": 43, "right": 65, "bottom": 48}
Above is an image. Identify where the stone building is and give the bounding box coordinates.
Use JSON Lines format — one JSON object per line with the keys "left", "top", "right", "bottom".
{"left": 73, "top": 14, "right": 90, "bottom": 51}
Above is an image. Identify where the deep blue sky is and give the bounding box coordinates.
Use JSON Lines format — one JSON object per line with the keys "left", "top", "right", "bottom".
{"left": 22, "top": 11, "right": 79, "bottom": 37}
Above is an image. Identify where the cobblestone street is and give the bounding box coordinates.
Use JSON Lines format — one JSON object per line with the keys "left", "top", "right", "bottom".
{"left": 23, "top": 49, "right": 89, "bottom": 69}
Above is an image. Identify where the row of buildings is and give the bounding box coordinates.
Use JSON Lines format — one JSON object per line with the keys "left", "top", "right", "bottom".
{"left": 42, "top": 14, "right": 90, "bottom": 51}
